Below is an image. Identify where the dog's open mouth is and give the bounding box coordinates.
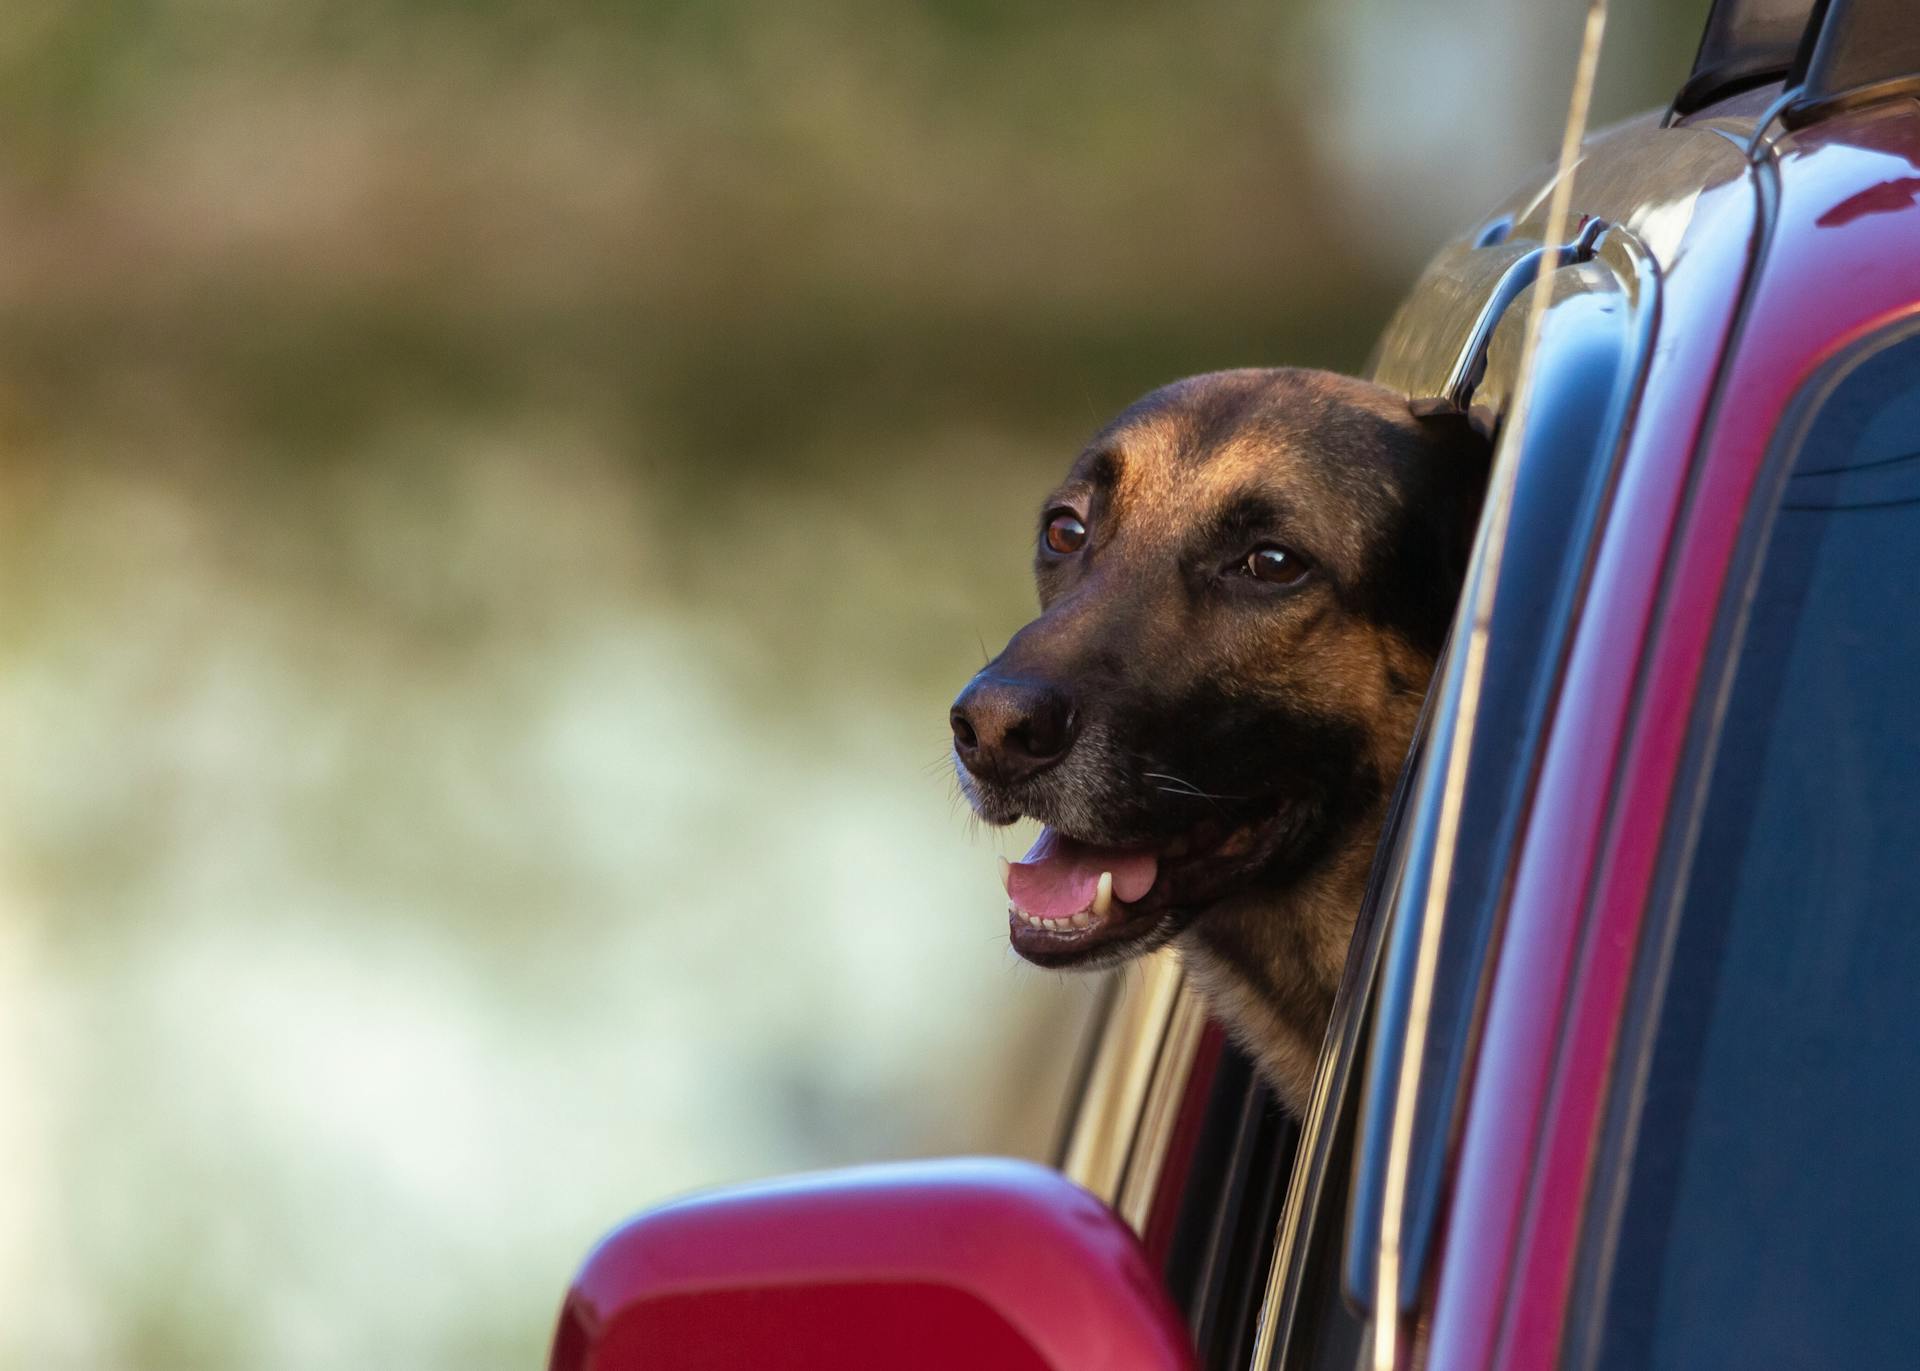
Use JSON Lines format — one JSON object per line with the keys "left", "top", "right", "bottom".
{"left": 1002, "top": 817, "right": 1268, "bottom": 966}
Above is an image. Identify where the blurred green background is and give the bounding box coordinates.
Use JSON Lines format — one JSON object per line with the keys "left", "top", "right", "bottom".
{"left": 0, "top": 1, "right": 1702, "bottom": 1367}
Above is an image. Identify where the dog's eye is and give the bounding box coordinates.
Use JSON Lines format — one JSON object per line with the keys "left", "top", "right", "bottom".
{"left": 1243, "top": 545, "right": 1307, "bottom": 585}
{"left": 1044, "top": 512, "right": 1088, "bottom": 555}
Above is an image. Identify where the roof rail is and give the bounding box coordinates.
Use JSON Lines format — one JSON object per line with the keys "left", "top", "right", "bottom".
{"left": 1670, "top": 0, "right": 1815, "bottom": 119}
{"left": 1672, "top": 0, "right": 1920, "bottom": 126}
{"left": 1784, "top": 0, "right": 1920, "bottom": 126}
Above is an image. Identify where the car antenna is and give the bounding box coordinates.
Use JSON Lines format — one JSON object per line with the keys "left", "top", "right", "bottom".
{"left": 1367, "top": 2, "right": 1611, "bottom": 1369}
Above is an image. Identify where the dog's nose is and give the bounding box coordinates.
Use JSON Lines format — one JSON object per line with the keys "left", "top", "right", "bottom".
{"left": 950, "top": 676, "right": 1080, "bottom": 783}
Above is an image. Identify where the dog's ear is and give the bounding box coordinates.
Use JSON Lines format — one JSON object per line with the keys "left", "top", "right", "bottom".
{"left": 1409, "top": 406, "right": 1493, "bottom": 508}
{"left": 1409, "top": 406, "right": 1494, "bottom": 474}
{"left": 1405, "top": 405, "right": 1495, "bottom": 643}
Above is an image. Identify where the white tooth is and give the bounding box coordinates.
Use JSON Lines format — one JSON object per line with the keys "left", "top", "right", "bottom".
{"left": 1092, "top": 871, "right": 1114, "bottom": 919}
{"left": 998, "top": 856, "right": 1012, "bottom": 895}
{"left": 1071, "top": 912, "right": 1092, "bottom": 929}
{"left": 1044, "top": 917, "right": 1062, "bottom": 930}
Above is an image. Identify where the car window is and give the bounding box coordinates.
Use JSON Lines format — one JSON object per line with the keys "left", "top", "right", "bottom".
{"left": 1583, "top": 326, "right": 1920, "bottom": 1371}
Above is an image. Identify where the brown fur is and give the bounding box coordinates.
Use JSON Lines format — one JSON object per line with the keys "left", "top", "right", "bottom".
{"left": 952, "top": 368, "right": 1486, "bottom": 1111}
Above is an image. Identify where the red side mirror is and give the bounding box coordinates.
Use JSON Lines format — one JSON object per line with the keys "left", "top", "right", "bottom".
{"left": 549, "top": 1157, "right": 1195, "bottom": 1371}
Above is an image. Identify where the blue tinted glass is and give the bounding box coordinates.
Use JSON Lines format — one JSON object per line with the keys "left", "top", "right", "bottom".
{"left": 1594, "top": 331, "right": 1920, "bottom": 1371}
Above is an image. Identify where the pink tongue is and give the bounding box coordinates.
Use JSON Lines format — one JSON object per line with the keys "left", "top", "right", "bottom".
{"left": 1007, "top": 827, "right": 1159, "bottom": 920}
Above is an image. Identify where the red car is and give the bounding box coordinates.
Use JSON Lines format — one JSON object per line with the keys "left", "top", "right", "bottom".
{"left": 549, "top": 1, "right": 1920, "bottom": 1366}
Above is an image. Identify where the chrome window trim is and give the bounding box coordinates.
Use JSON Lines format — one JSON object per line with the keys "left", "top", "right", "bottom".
{"left": 1114, "top": 981, "right": 1212, "bottom": 1234}
{"left": 1057, "top": 950, "right": 1193, "bottom": 1215}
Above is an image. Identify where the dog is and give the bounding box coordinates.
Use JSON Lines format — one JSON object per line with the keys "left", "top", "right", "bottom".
{"left": 950, "top": 368, "right": 1487, "bottom": 1111}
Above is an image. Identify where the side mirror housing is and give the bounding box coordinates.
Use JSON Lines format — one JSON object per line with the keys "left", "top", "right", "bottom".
{"left": 549, "top": 1156, "right": 1194, "bottom": 1371}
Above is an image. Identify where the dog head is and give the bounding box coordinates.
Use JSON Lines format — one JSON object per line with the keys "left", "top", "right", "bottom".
{"left": 951, "top": 367, "right": 1487, "bottom": 970}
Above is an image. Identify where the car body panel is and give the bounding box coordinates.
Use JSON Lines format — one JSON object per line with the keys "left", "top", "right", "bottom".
{"left": 1428, "top": 96, "right": 1920, "bottom": 1371}
{"left": 1505, "top": 96, "right": 1920, "bottom": 1371}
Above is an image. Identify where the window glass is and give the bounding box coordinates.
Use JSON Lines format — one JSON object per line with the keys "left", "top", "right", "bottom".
{"left": 1592, "top": 331, "right": 1920, "bottom": 1371}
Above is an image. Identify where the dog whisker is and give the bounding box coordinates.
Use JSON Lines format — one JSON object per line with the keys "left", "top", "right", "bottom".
{"left": 1154, "top": 784, "right": 1226, "bottom": 811}
{"left": 1151, "top": 779, "right": 1231, "bottom": 800}
{"left": 1143, "top": 771, "right": 1245, "bottom": 804}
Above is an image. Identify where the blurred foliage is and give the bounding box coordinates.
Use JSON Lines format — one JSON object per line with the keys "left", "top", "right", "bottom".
{"left": 0, "top": 0, "right": 1399, "bottom": 504}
